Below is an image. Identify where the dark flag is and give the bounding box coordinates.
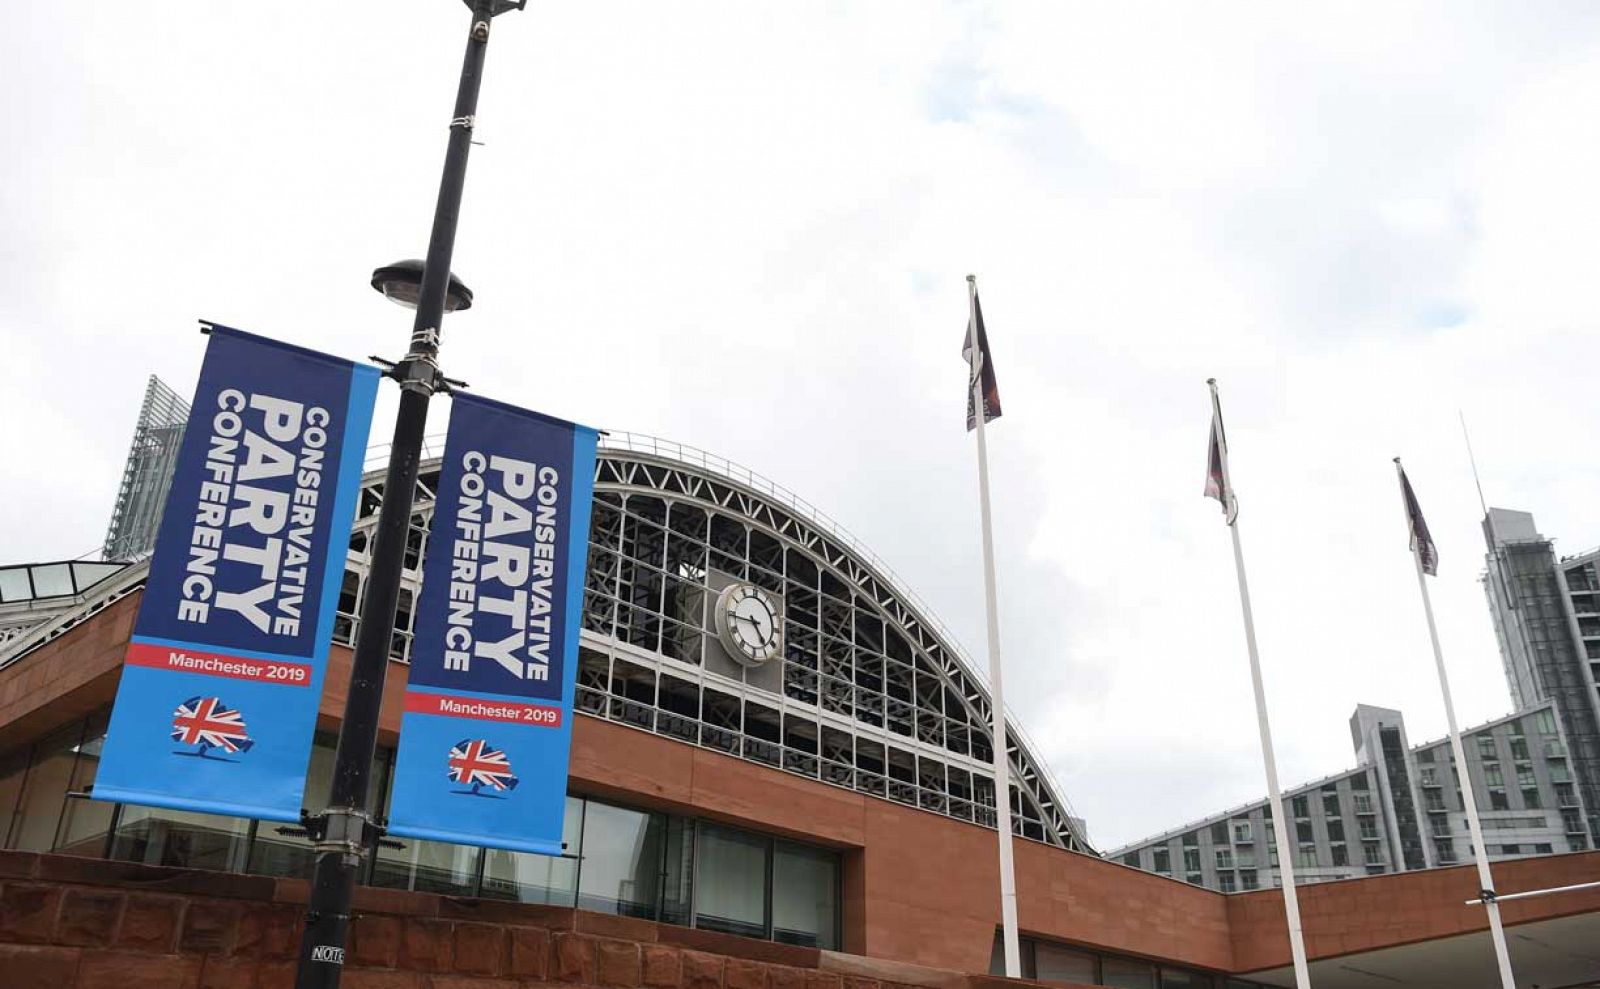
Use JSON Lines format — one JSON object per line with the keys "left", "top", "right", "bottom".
{"left": 1399, "top": 465, "right": 1439, "bottom": 575}
{"left": 963, "top": 292, "right": 1002, "bottom": 431}
{"left": 1203, "top": 382, "right": 1238, "bottom": 525}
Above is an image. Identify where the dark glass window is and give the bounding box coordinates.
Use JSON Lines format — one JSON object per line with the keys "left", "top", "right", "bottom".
{"left": 53, "top": 721, "right": 114, "bottom": 858}
{"left": 773, "top": 842, "right": 838, "bottom": 949}
{"left": 480, "top": 797, "right": 582, "bottom": 905}
{"left": 578, "top": 799, "right": 664, "bottom": 918}
{"left": 695, "top": 825, "right": 768, "bottom": 939}
{"left": 1102, "top": 956, "right": 1157, "bottom": 988}
{"left": 110, "top": 805, "right": 252, "bottom": 872}
{"left": 8, "top": 723, "right": 83, "bottom": 852}
{"left": 1034, "top": 942, "right": 1096, "bottom": 983}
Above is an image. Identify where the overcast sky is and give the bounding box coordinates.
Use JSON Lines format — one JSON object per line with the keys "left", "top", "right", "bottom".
{"left": 7, "top": 2, "right": 1600, "bottom": 850}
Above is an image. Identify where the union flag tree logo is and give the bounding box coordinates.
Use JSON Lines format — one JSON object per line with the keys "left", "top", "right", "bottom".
{"left": 447, "top": 739, "right": 519, "bottom": 797}
{"left": 171, "top": 696, "right": 254, "bottom": 760}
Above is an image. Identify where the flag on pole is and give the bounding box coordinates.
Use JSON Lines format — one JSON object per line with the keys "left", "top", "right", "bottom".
{"left": 963, "top": 291, "right": 1002, "bottom": 430}
{"left": 1398, "top": 463, "right": 1439, "bottom": 575}
{"left": 1203, "top": 382, "right": 1238, "bottom": 525}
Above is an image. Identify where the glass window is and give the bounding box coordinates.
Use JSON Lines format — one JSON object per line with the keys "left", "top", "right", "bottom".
{"left": 53, "top": 718, "right": 114, "bottom": 857}
{"left": 480, "top": 796, "right": 582, "bottom": 905}
{"left": 371, "top": 836, "right": 480, "bottom": 895}
{"left": 1291, "top": 796, "right": 1309, "bottom": 818}
{"left": 578, "top": 799, "right": 664, "bottom": 918}
{"left": 773, "top": 841, "right": 838, "bottom": 949}
{"left": 1182, "top": 848, "right": 1201, "bottom": 872}
{"left": 109, "top": 805, "right": 251, "bottom": 872}
{"left": 0, "top": 567, "right": 32, "bottom": 603}
{"left": 1161, "top": 968, "right": 1210, "bottom": 988}
{"left": 1034, "top": 942, "right": 1096, "bottom": 983}
{"left": 1102, "top": 956, "right": 1157, "bottom": 989}
{"left": 659, "top": 815, "right": 694, "bottom": 927}
{"left": 0, "top": 746, "right": 26, "bottom": 847}
{"left": 9, "top": 724, "right": 82, "bottom": 852}
{"left": 1240, "top": 869, "right": 1258, "bottom": 890}
{"left": 30, "top": 564, "right": 74, "bottom": 598}
{"left": 1152, "top": 848, "right": 1170, "bottom": 873}
{"left": 1210, "top": 822, "right": 1228, "bottom": 844}
{"left": 695, "top": 824, "right": 769, "bottom": 939}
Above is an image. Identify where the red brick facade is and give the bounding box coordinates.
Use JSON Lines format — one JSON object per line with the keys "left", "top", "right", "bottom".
{"left": 0, "top": 850, "right": 1098, "bottom": 989}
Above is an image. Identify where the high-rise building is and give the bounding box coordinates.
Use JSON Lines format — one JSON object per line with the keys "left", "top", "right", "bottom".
{"left": 1480, "top": 508, "right": 1600, "bottom": 843}
{"left": 1106, "top": 702, "right": 1589, "bottom": 891}
{"left": 102, "top": 375, "right": 189, "bottom": 562}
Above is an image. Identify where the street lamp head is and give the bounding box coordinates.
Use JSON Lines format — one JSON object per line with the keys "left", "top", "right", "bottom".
{"left": 370, "top": 259, "right": 474, "bottom": 313}
{"left": 465, "top": 0, "right": 526, "bottom": 15}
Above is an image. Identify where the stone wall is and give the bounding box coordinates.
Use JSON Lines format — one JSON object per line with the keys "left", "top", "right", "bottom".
{"left": 0, "top": 851, "right": 1095, "bottom": 989}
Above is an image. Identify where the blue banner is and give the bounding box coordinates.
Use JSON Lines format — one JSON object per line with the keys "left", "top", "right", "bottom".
{"left": 95, "top": 325, "right": 379, "bottom": 822}
{"left": 387, "top": 393, "right": 597, "bottom": 855}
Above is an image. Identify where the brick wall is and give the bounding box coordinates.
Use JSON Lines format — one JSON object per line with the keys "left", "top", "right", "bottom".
{"left": 0, "top": 851, "right": 1096, "bottom": 989}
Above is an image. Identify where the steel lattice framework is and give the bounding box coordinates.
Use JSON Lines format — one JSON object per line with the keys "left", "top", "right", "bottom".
{"left": 103, "top": 376, "right": 190, "bottom": 562}
{"left": 338, "top": 432, "right": 1089, "bottom": 852}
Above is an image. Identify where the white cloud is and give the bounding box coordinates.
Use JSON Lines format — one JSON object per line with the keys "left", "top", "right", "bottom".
{"left": 5, "top": 1, "right": 1600, "bottom": 849}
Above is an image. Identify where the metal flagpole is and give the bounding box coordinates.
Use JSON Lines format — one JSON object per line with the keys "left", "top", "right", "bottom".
{"left": 1393, "top": 458, "right": 1516, "bottom": 989}
{"left": 1207, "top": 380, "right": 1312, "bottom": 989}
{"left": 968, "top": 274, "right": 1022, "bottom": 978}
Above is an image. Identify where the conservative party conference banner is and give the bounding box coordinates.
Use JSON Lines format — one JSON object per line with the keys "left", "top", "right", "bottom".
{"left": 387, "top": 393, "right": 597, "bottom": 855}
{"left": 94, "top": 325, "right": 379, "bottom": 822}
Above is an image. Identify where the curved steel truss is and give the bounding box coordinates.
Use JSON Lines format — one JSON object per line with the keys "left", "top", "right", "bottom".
{"left": 337, "top": 434, "right": 1088, "bottom": 852}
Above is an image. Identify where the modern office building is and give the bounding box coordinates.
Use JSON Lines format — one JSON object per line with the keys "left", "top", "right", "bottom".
{"left": 1107, "top": 703, "right": 1591, "bottom": 892}
{"left": 1481, "top": 508, "right": 1600, "bottom": 842}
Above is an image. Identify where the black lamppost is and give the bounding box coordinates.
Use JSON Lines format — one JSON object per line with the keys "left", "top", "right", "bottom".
{"left": 294, "top": 2, "right": 523, "bottom": 986}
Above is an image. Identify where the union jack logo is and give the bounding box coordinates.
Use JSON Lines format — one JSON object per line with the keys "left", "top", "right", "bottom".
{"left": 171, "top": 696, "right": 254, "bottom": 758}
{"left": 447, "top": 738, "right": 519, "bottom": 797}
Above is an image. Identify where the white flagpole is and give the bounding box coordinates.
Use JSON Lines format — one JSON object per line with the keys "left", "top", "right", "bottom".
{"left": 969, "top": 274, "right": 1022, "bottom": 978}
{"left": 1208, "top": 380, "right": 1313, "bottom": 989}
{"left": 1393, "top": 458, "right": 1516, "bottom": 989}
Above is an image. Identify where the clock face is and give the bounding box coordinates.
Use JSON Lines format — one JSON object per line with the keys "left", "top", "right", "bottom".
{"left": 714, "top": 583, "right": 783, "bottom": 667}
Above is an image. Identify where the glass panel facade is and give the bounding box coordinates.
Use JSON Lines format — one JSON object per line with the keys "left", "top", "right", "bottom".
{"left": 10, "top": 724, "right": 84, "bottom": 852}
{"left": 696, "top": 825, "right": 769, "bottom": 939}
{"left": 579, "top": 799, "right": 664, "bottom": 917}
{"left": 773, "top": 841, "right": 839, "bottom": 949}
{"left": 481, "top": 797, "right": 582, "bottom": 905}
{"left": 53, "top": 715, "right": 114, "bottom": 857}
{"left": 1101, "top": 957, "right": 1157, "bottom": 989}
{"left": 1034, "top": 942, "right": 1097, "bottom": 983}
{"left": 0, "top": 709, "right": 839, "bottom": 953}
{"left": 110, "top": 805, "right": 252, "bottom": 872}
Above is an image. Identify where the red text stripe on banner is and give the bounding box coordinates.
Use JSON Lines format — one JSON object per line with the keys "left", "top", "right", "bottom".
{"left": 125, "top": 642, "right": 314, "bottom": 687}
{"left": 404, "top": 692, "right": 565, "bottom": 728}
